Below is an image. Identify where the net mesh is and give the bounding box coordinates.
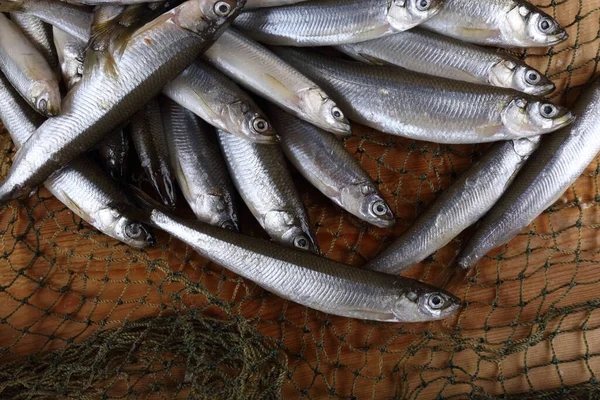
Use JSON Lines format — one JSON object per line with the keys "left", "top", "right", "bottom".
{"left": 0, "top": 0, "right": 599, "bottom": 398}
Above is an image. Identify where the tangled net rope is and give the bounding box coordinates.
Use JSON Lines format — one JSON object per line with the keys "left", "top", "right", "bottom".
{"left": 0, "top": 0, "right": 598, "bottom": 398}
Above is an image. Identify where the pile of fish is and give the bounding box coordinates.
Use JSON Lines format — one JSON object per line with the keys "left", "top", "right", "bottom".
{"left": 0, "top": 0, "right": 597, "bottom": 323}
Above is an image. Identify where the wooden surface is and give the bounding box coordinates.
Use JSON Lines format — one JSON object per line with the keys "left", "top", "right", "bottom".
{"left": 0, "top": 1, "right": 600, "bottom": 399}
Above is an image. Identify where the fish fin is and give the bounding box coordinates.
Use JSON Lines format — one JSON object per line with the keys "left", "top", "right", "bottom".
{"left": 455, "top": 27, "right": 500, "bottom": 40}
{"left": 173, "top": 158, "right": 191, "bottom": 198}
{"left": 262, "top": 73, "right": 298, "bottom": 103}
{"left": 357, "top": 53, "right": 390, "bottom": 66}
{"left": 474, "top": 124, "right": 503, "bottom": 137}
{"left": 60, "top": 191, "right": 91, "bottom": 223}
{"left": 111, "top": 185, "right": 163, "bottom": 223}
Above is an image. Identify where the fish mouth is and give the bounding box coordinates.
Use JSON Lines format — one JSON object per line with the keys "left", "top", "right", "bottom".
{"left": 253, "top": 134, "right": 279, "bottom": 145}
{"left": 528, "top": 82, "right": 556, "bottom": 97}
{"left": 553, "top": 112, "right": 576, "bottom": 129}
{"left": 547, "top": 29, "right": 569, "bottom": 46}
{"left": 370, "top": 214, "right": 396, "bottom": 229}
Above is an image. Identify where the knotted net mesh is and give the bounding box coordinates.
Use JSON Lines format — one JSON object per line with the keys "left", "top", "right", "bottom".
{"left": 0, "top": 0, "right": 599, "bottom": 398}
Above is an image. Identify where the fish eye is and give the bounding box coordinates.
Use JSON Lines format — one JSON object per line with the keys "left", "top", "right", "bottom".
{"left": 538, "top": 18, "right": 554, "bottom": 33}
{"left": 214, "top": 1, "right": 232, "bottom": 16}
{"left": 221, "top": 221, "right": 236, "bottom": 230}
{"left": 416, "top": 0, "right": 431, "bottom": 11}
{"left": 125, "top": 223, "right": 144, "bottom": 239}
{"left": 427, "top": 293, "right": 445, "bottom": 310}
{"left": 252, "top": 117, "right": 269, "bottom": 133}
{"left": 371, "top": 200, "right": 389, "bottom": 217}
{"left": 540, "top": 103, "right": 558, "bottom": 118}
{"left": 331, "top": 107, "right": 345, "bottom": 121}
{"left": 525, "top": 70, "right": 541, "bottom": 85}
{"left": 38, "top": 99, "right": 48, "bottom": 114}
{"left": 293, "top": 235, "right": 310, "bottom": 250}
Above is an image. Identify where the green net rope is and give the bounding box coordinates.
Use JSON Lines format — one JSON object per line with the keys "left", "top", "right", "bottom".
{"left": 0, "top": 0, "right": 599, "bottom": 398}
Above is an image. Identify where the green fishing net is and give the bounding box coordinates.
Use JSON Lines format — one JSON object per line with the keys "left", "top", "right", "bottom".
{"left": 0, "top": 0, "right": 599, "bottom": 398}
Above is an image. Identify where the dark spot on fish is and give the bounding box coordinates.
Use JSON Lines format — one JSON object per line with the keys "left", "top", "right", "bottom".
{"left": 144, "top": 37, "right": 152, "bottom": 46}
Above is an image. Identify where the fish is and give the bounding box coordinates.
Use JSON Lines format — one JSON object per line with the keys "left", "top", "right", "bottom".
{"left": 267, "top": 105, "right": 396, "bottom": 229}
{"left": 421, "top": 0, "right": 567, "bottom": 48}
{"left": 0, "top": 13, "right": 61, "bottom": 116}
{"left": 0, "top": 71, "right": 154, "bottom": 248}
{"left": 10, "top": 13, "right": 59, "bottom": 70}
{"left": 0, "top": 0, "right": 244, "bottom": 203}
{"left": 245, "top": 0, "right": 307, "bottom": 8}
{"left": 233, "top": 0, "right": 443, "bottom": 46}
{"left": 52, "top": 26, "right": 86, "bottom": 90}
{"left": 203, "top": 29, "right": 352, "bottom": 136}
{"left": 337, "top": 29, "right": 555, "bottom": 96}
{"left": 457, "top": 77, "right": 600, "bottom": 270}
{"left": 366, "top": 136, "right": 541, "bottom": 275}
{"left": 161, "top": 98, "right": 239, "bottom": 230}
{"left": 162, "top": 60, "right": 277, "bottom": 144}
{"left": 131, "top": 98, "right": 177, "bottom": 209}
{"left": 0, "top": 0, "right": 94, "bottom": 43}
{"left": 275, "top": 47, "right": 574, "bottom": 144}
{"left": 217, "top": 129, "right": 319, "bottom": 253}
{"left": 121, "top": 195, "right": 461, "bottom": 322}
{"left": 97, "top": 127, "right": 131, "bottom": 182}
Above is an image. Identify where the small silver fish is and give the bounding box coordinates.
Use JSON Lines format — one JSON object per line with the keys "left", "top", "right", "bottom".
{"left": 203, "top": 29, "right": 352, "bottom": 136}
{"left": 245, "top": 0, "right": 307, "bottom": 8}
{"left": 367, "top": 136, "right": 541, "bottom": 274}
{"left": 458, "top": 77, "right": 600, "bottom": 270}
{"left": 125, "top": 201, "right": 461, "bottom": 322}
{"left": 52, "top": 26, "right": 85, "bottom": 90}
{"left": 162, "top": 60, "right": 277, "bottom": 144}
{"left": 275, "top": 47, "right": 574, "bottom": 144}
{"left": 422, "top": 0, "right": 567, "bottom": 48}
{"left": 217, "top": 129, "right": 319, "bottom": 253}
{"left": 10, "top": 13, "right": 59, "bottom": 70}
{"left": 0, "top": 13, "right": 61, "bottom": 116}
{"left": 337, "top": 29, "right": 555, "bottom": 96}
{"left": 97, "top": 127, "right": 131, "bottom": 182}
{"left": 131, "top": 98, "right": 177, "bottom": 209}
{"left": 268, "top": 105, "right": 395, "bottom": 229}
{"left": 162, "top": 98, "right": 239, "bottom": 230}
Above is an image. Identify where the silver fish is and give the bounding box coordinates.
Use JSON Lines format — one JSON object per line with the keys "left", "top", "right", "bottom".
{"left": 458, "top": 77, "right": 600, "bottom": 270}
{"left": 337, "top": 29, "right": 555, "bottom": 96}
{"left": 203, "top": 29, "right": 351, "bottom": 136}
{"left": 0, "top": 13, "right": 61, "bottom": 116}
{"left": 268, "top": 105, "right": 395, "bottom": 229}
{"left": 422, "top": 0, "right": 567, "bottom": 48}
{"left": 0, "top": 0, "right": 244, "bottom": 203}
{"left": 131, "top": 98, "right": 177, "bottom": 209}
{"left": 162, "top": 60, "right": 277, "bottom": 144}
{"left": 245, "top": 0, "right": 307, "bottom": 8}
{"left": 52, "top": 26, "right": 85, "bottom": 90}
{"left": 0, "top": 72, "right": 154, "bottom": 248}
{"left": 367, "top": 137, "right": 541, "bottom": 274}
{"left": 162, "top": 98, "right": 239, "bottom": 230}
{"left": 217, "top": 129, "right": 318, "bottom": 253}
{"left": 127, "top": 202, "right": 461, "bottom": 322}
{"left": 233, "top": 0, "right": 443, "bottom": 46}
{"left": 97, "top": 127, "right": 131, "bottom": 181}
{"left": 0, "top": 0, "right": 93, "bottom": 43}
{"left": 275, "top": 47, "right": 574, "bottom": 144}
{"left": 10, "top": 13, "right": 59, "bottom": 70}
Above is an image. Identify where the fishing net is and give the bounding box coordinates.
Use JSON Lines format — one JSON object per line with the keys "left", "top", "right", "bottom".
{"left": 0, "top": 0, "right": 598, "bottom": 398}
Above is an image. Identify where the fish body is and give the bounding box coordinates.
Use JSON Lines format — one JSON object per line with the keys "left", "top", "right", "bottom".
{"left": 275, "top": 48, "right": 574, "bottom": 144}
{"left": 217, "top": 129, "right": 318, "bottom": 253}
{"left": 0, "top": 13, "right": 61, "bottom": 116}
{"left": 204, "top": 29, "right": 351, "bottom": 136}
{"left": 0, "top": 0, "right": 244, "bottom": 203}
{"left": 0, "top": 72, "right": 153, "bottom": 248}
{"left": 245, "top": 0, "right": 307, "bottom": 8}
{"left": 52, "top": 26, "right": 86, "bottom": 90}
{"left": 337, "top": 29, "right": 554, "bottom": 96}
{"left": 367, "top": 137, "right": 540, "bottom": 274}
{"left": 162, "top": 98, "right": 239, "bottom": 230}
{"left": 10, "top": 13, "right": 59, "bottom": 70}
{"left": 268, "top": 106, "right": 395, "bottom": 228}
{"left": 97, "top": 127, "right": 131, "bottom": 181}
{"left": 422, "top": 0, "right": 567, "bottom": 47}
{"left": 134, "top": 205, "right": 461, "bottom": 322}
{"left": 131, "top": 98, "right": 177, "bottom": 209}
{"left": 162, "top": 60, "right": 276, "bottom": 144}
{"left": 233, "top": 0, "right": 443, "bottom": 46}
{"left": 458, "top": 77, "right": 600, "bottom": 270}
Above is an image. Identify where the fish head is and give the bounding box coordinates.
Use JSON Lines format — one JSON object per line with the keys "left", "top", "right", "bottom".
{"left": 391, "top": 286, "right": 461, "bottom": 322}
{"left": 341, "top": 183, "right": 395, "bottom": 228}
{"left": 489, "top": 60, "right": 555, "bottom": 96}
{"left": 224, "top": 102, "right": 277, "bottom": 144}
{"left": 193, "top": 193, "right": 240, "bottom": 231}
{"left": 102, "top": 208, "right": 155, "bottom": 248}
{"left": 176, "top": 0, "right": 245, "bottom": 33}
{"left": 264, "top": 210, "right": 319, "bottom": 253}
{"left": 0, "top": 0, "right": 24, "bottom": 12}
{"left": 387, "top": 0, "right": 443, "bottom": 32}
{"left": 300, "top": 89, "right": 351, "bottom": 136}
{"left": 501, "top": 97, "right": 575, "bottom": 135}
{"left": 30, "top": 81, "right": 61, "bottom": 117}
{"left": 502, "top": 3, "right": 567, "bottom": 46}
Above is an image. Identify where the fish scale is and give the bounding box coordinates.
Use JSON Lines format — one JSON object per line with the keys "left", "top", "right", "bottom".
{"left": 10, "top": 13, "right": 59, "bottom": 70}
{"left": 276, "top": 47, "right": 572, "bottom": 144}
